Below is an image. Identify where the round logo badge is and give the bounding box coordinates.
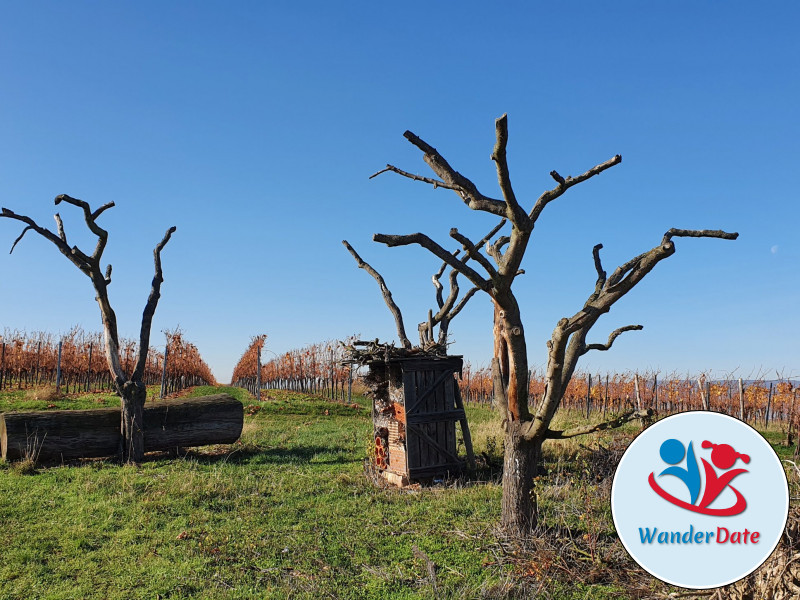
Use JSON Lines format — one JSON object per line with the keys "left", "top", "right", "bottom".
{"left": 611, "top": 411, "right": 789, "bottom": 589}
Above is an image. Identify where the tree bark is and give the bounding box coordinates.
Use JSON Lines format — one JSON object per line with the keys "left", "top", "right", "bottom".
{"left": 501, "top": 423, "right": 541, "bottom": 536}
{"left": 1, "top": 394, "right": 244, "bottom": 461}
{"left": 120, "top": 380, "right": 146, "bottom": 463}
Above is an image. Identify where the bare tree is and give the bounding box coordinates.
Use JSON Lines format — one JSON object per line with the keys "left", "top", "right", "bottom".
{"left": 371, "top": 115, "right": 737, "bottom": 535}
{"left": 1, "top": 195, "right": 176, "bottom": 463}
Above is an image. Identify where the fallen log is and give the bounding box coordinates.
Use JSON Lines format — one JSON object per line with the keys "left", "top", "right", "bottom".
{"left": 0, "top": 394, "right": 244, "bottom": 462}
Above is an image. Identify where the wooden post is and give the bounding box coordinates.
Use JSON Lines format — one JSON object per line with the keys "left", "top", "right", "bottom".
{"left": 765, "top": 382, "right": 773, "bottom": 427}
{"left": 0, "top": 342, "right": 5, "bottom": 391}
{"left": 634, "top": 373, "right": 642, "bottom": 411}
{"left": 256, "top": 344, "right": 262, "bottom": 402}
{"left": 603, "top": 374, "right": 609, "bottom": 419}
{"left": 329, "top": 348, "right": 334, "bottom": 401}
{"left": 586, "top": 374, "right": 591, "bottom": 419}
{"left": 738, "top": 378, "right": 745, "bottom": 421}
{"left": 160, "top": 345, "right": 169, "bottom": 399}
{"left": 56, "top": 340, "right": 63, "bottom": 394}
{"left": 35, "top": 341, "right": 41, "bottom": 385}
{"left": 86, "top": 342, "right": 93, "bottom": 392}
{"left": 653, "top": 374, "right": 658, "bottom": 412}
{"left": 348, "top": 363, "right": 353, "bottom": 404}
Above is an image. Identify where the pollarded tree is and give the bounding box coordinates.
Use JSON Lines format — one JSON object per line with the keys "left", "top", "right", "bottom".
{"left": 1, "top": 195, "right": 176, "bottom": 463}
{"left": 371, "top": 115, "right": 737, "bottom": 535}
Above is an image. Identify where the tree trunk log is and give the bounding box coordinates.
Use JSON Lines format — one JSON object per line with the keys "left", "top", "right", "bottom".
{"left": 120, "top": 380, "right": 146, "bottom": 463}
{"left": 501, "top": 424, "right": 541, "bottom": 537}
{"left": 1, "top": 394, "right": 244, "bottom": 462}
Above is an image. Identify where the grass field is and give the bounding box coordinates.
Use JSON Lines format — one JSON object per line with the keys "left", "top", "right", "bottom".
{"left": 0, "top": 385, "right": 796, "bottom": 599}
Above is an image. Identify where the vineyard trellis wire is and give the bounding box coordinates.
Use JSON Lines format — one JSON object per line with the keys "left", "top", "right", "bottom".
{"left": 0, "top": 326, "right": 216, "bottom": 395}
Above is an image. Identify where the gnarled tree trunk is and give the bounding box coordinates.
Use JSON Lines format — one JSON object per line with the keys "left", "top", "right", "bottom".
{"left": 369, "top": 114, "right": 737, "bottom": 536}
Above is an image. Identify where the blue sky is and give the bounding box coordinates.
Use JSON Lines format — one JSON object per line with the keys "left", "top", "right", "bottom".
{"left": 1, "top": 2, "right": 797, "bottom": 383}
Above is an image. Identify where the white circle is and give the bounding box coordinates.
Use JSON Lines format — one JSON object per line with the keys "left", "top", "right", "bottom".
{"left": 611, "top": 411, "right": 789, "bottom": 589}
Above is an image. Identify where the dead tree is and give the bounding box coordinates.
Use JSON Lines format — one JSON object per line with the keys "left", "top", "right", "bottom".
{"left": 1, "top": 195, "right": 176, "bottom": 463}
{"left": 371, "top": 115, "right": 737, "bottom": 535}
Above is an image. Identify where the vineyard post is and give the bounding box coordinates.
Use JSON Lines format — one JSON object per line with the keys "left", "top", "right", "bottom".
{"left": 634, "top": 373, "right": 642, "bottom": 411}
{"left": 738, "top": 378, "right": 745, "bottom": 421}
{"left": 160, "top": 343, "right": 169, "bottom": 399}
{"left": 56, "top": 340, "right": 63, "bottom": 394}
{"left": 86, "top": 342, "right": 93, "bottom": 392}
{"left": 256, "top": 343, "right": 262, "bottom": 402}
{"left": 348, "top": 363, "right": 353, "bottom": 403}
{"left": 586, "top": 374, "right": 591, "bottom": 419}
{"left": 788, "top": 389, "right": 797, "bottom": 446}
{"left": 603, "top": 374, "right": 609, "bottom": 419}
{"left": 728, "top": 380, "right": 733, "bottom": 414}
{"left": 329, "top": 348, "right": 334, "bottom": 401}
{"left": 0, "top": 341, "right": 4, "bottom": 391}
{"left": 765, "top": 382, "right": 773, "bottom": 427}
{"left": 35, "top": 341, "right": 40, "bottom": 385}
{"left": 653, "top": 374, "right": 658, "bottom": 412}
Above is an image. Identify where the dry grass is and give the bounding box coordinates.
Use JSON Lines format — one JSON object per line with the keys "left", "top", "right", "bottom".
{"left": 23, "top": 385, "right": 61, "bottom": 402}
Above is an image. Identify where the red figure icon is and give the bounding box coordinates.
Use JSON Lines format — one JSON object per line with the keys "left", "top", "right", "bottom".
{"left": 697, "top": 441, "right": 749, "bottom": 511}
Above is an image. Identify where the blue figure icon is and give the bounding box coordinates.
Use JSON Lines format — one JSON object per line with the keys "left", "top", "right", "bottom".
{"left": 658, "top": 438, "right": 701, "bottom": 505}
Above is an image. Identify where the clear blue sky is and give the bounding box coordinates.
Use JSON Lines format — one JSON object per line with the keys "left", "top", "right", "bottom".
{"left": 1, "top": 2, "right": 797, "bottom": 383}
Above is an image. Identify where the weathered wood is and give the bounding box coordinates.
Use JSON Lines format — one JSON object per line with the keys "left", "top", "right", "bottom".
{"left": 1, "top": 394, "right": 243, "bottom": 461}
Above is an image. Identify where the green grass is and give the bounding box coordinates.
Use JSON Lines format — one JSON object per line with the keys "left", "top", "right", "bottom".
{"left": 1, "top": 388, "right": 795, "bottom": 599}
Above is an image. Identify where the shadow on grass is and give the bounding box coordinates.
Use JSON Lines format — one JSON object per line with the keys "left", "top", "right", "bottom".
{"left": 169, "top": 443, "right": 363, "bottom": 467}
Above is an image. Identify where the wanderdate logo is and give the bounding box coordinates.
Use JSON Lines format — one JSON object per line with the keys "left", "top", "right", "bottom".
{"left": 611, "top": 412, "right": 788, "bottom": 589}
{"left": 648, "top": 438, "right": 750, "bottom": 516}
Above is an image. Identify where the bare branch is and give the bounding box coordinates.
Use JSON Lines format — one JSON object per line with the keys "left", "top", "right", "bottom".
{"left": 1, "top": 207, "right": 75, "bottom": 260}
{"left": 606, "top": 247, "right": 651, "bottom": 289}
{"left": 449, "top": 228, "right": 498, "bottom": 279}
{"left": 54, "top": 194, "right": 112, "bottom": 260}
{"left": 585, "top": 243, "right": 607, "bottom": 304}
{"left": 473, "top": 218, "right": 507, "bottom": 254}
{"left": 401, "top": 130, "right": 508, "bottom": 217}
{"left": 491, "top": 114, "right": 529, "bottom": 229}
{"left": 449, "top": 285, "right": 479, "bottom": 320}
{"left": 592, "top": 243, "right": 606, "bottom": 283}
{"left": 9, "top": 225, "right": 33, "bottom": 254}
{"left": 134, "top": 226, "right": 177, "bottom": 380}
{"left": 582, "top": 324, "right": 643, "bottom": 355}
{"left": 662, "top": 228, "right": 739, "bottom": 244}
{"left": 54, "top": 213, "right": 66, "bottom": 243}
{"left": 91, "top": 202, "right": 115, "bottom": 221}
{"left": 545, "top": 409, "right": 653, "bottom": 439}
{"left": 529, "top": 154, "right": 622, "bottom": 224}
{"left": 369, "top": 164, "right": 458, "bottom": 192}
{"left": 342, "top": 240, "right": 412, "bottom": 349}
{"left": 373, "top": 232, "right": 490, "bottom": 291}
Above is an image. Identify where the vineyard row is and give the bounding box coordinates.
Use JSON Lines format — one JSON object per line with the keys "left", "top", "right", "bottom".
{"left": 0, "top": 327, "right": 217, "bottom": 395}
